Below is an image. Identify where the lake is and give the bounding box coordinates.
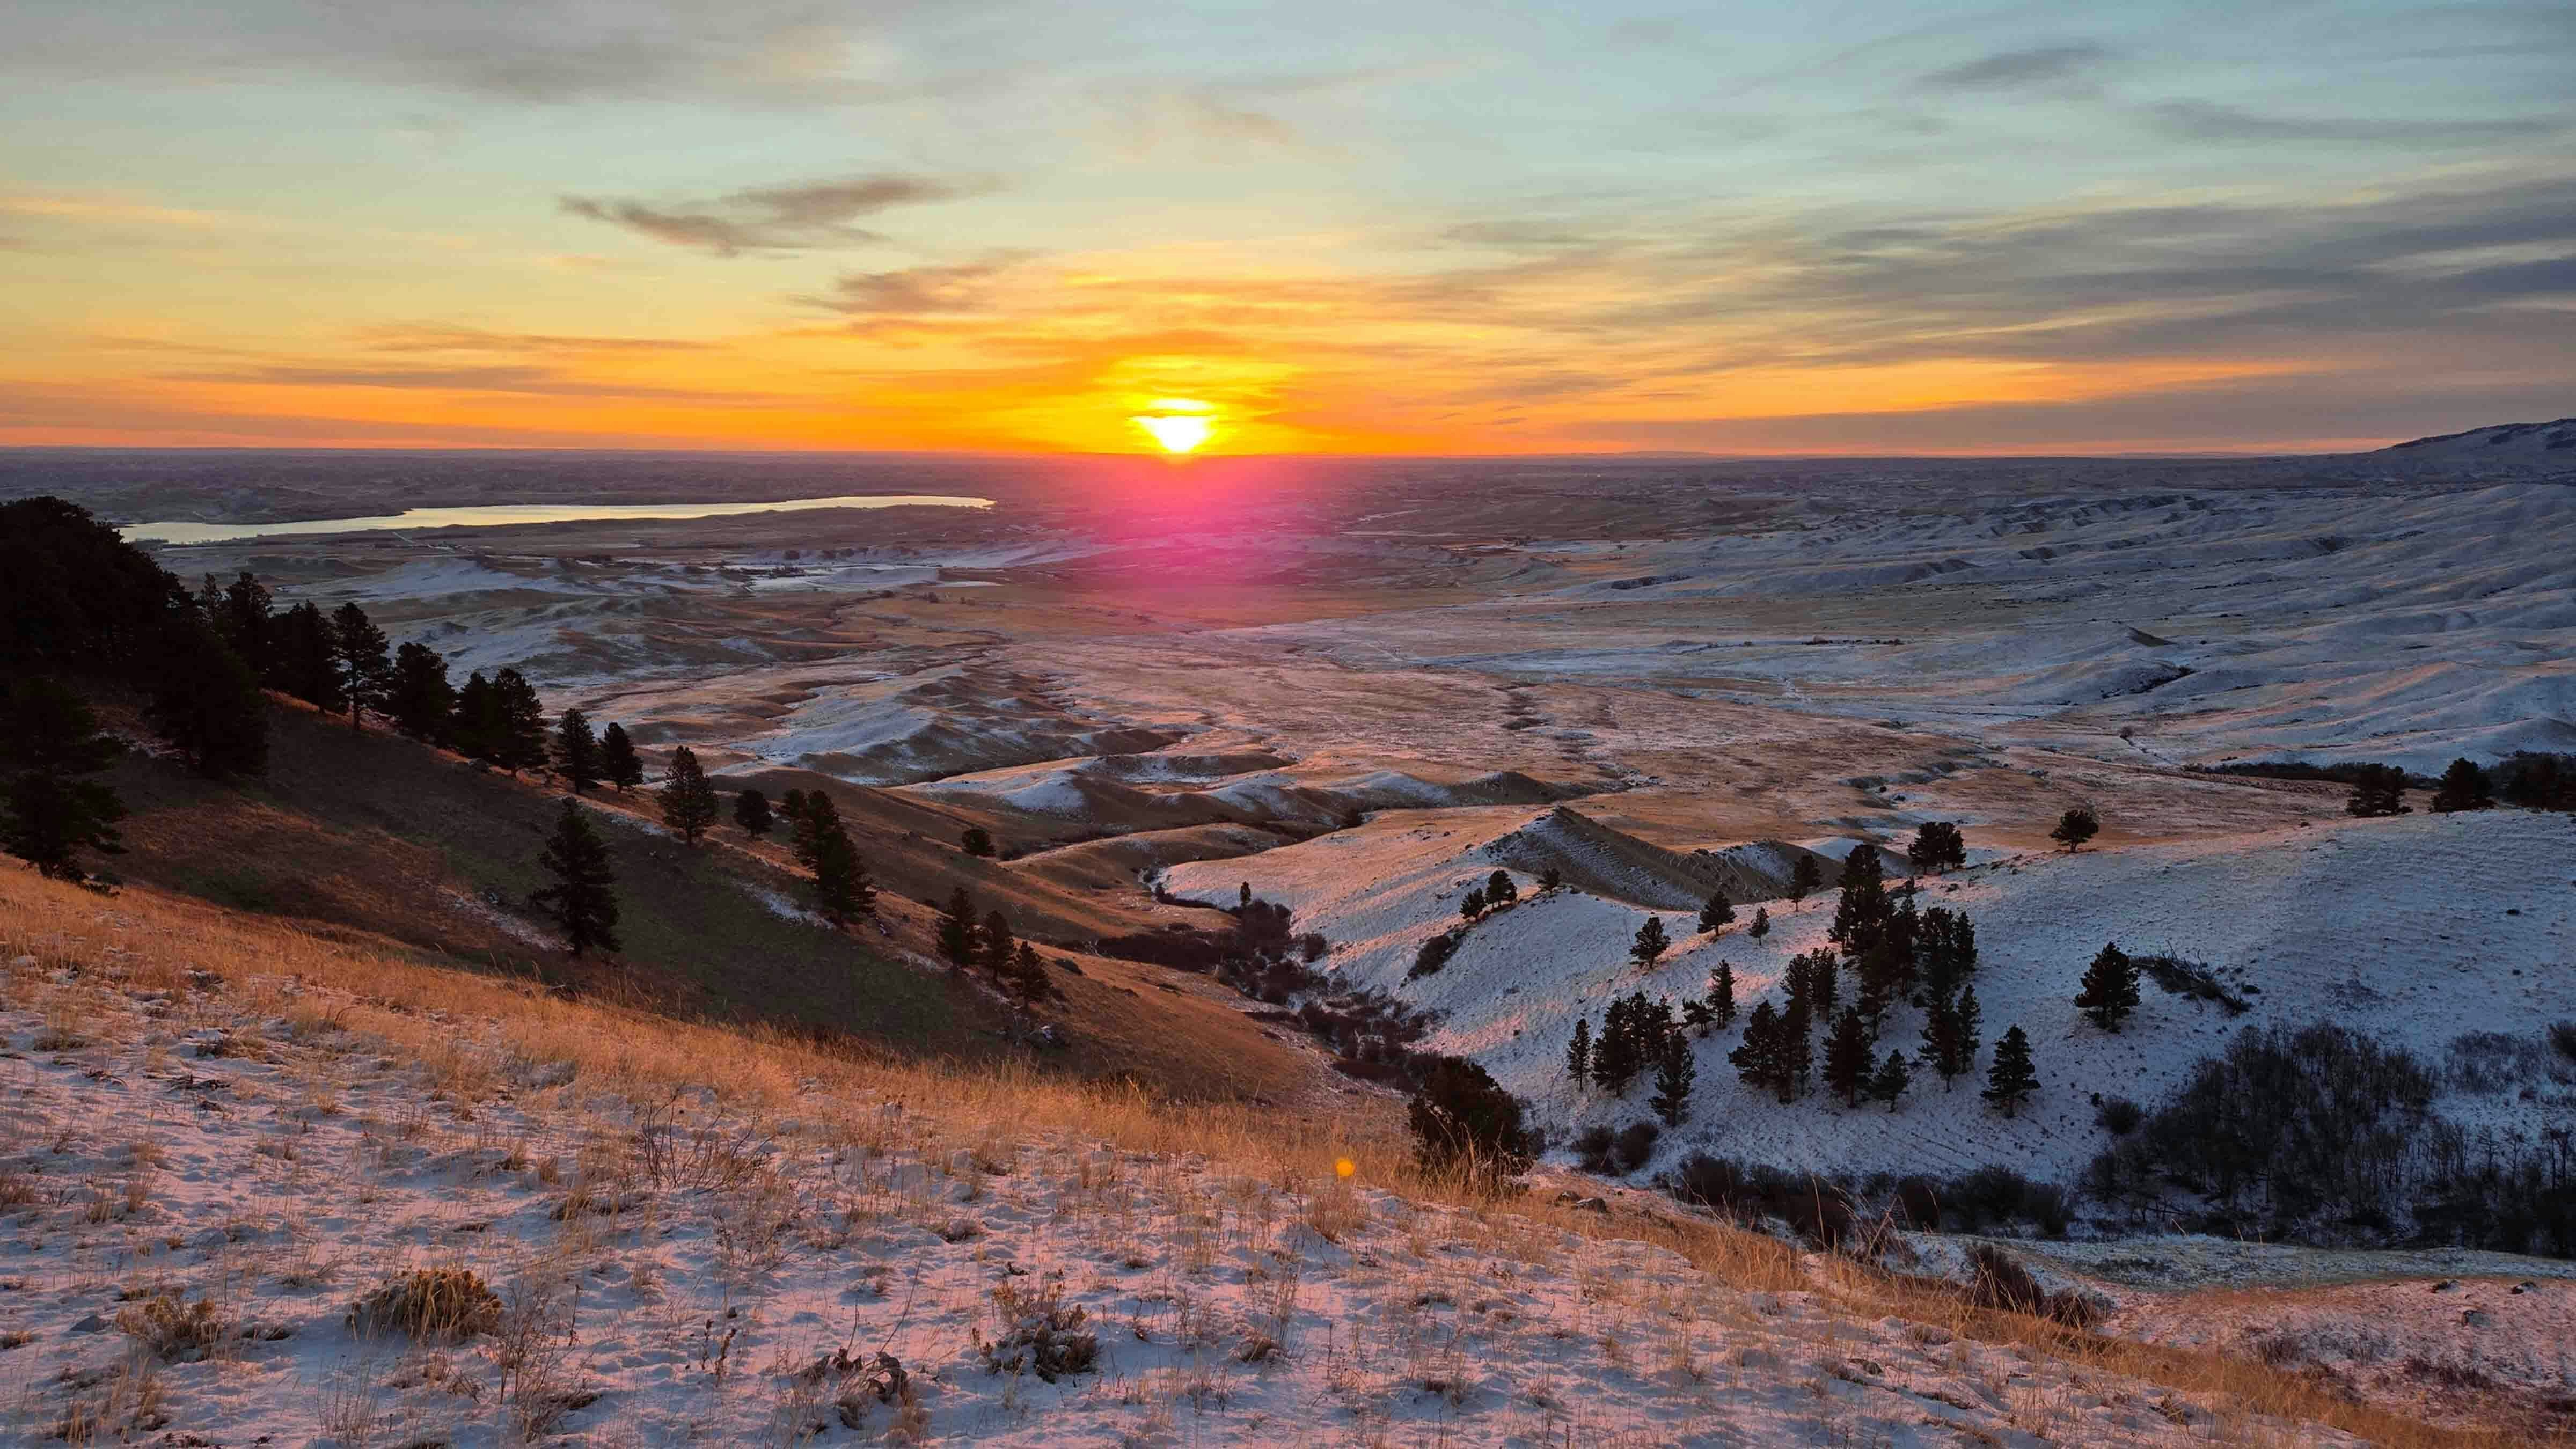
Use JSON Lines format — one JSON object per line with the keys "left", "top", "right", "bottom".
{"left": 121, "top": 494, "right": 994, "bottom": 545}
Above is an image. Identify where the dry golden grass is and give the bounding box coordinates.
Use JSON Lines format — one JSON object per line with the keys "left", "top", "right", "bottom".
{"left": 0, "top": 865, "right": 2548, "bottom": 1447}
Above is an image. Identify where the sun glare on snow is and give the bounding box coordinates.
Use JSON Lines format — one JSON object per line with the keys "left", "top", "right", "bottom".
{"left": 1131, "top": 399, "right": 1216, "bottom": 454}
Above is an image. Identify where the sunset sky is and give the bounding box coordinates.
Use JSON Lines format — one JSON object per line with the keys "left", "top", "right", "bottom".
{"left": 4, "top": 1, "right": 2571, "bottom": 455}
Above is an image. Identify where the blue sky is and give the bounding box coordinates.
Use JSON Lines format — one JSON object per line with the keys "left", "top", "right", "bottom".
{"left": 2, "top": 0, "right": 2569, "bottom": 452}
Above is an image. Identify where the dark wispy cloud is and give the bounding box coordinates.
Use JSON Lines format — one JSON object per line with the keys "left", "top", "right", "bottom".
{"left": 355, "top": 324, "right": 714, "bottom": 355}
{"left": 2145, "top": 100, "right": 2558, "bottom": 145}
{"left": 1918, "top": 42, "right": 2112, "bottom": 92}
{"left": 560, "top": 174, "right": 994, "bottom": 256}
{"left": 160, "top": 362, "right": 774, "bottom": 400}
{"left": 798, "top": 257, "right": 1030, "bottom": 319}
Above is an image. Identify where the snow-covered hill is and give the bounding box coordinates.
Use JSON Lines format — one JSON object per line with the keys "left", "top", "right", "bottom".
{"left": 2380, "top": 418, "right": 2576, "bottom": 473}
{"left": 1170, "top": 809, "right": 2576, "bottom": 1190}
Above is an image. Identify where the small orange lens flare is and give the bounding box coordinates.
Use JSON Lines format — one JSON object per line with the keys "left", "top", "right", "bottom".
{"left": 1335, "top": 1157, "right": 1356, "bottom": 1179}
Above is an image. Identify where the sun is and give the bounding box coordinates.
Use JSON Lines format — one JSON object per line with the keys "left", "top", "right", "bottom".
{"left": 1130, "top": 398, "right": 1216, "bottom": 454}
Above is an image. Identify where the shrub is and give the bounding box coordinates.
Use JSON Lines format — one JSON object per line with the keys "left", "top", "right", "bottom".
{"left": 1406, "top": 930, "right": 1461, "bottom": 981}
{"left": 1571, "top": 1125, "right": 1618, "bottom": 1174}
{"left": 1964, "top": 1246, "right": 2099, "bottom": 1327}
{"left": 2549, "top": 1020, "right": 2576, "bottom": 1068}
{"left": 350, "top": 1268, "right": 504, "bottom": 1343}
{"left": 116, "top": 1291, "right": 232, "bottom": 1362}
{"left": 960, "top": 826, "right": 996, "bottom": 858}
{"left": 1612, "top": 1121, "right": 1660, "bottom": 1175}
{"left": 1405, "top": 1056, "right": 1534, "bottom": 1188}
{"left": 2094, "top": 1096, "right": 2143, "bottom": 1136}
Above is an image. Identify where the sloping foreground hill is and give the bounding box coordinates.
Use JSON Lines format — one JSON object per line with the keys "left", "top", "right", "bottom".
{"left": 0, "top": 868, "right": 2518, "bottom": 1446}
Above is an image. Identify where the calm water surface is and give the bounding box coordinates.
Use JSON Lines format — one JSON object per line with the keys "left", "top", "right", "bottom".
{"left": 122, "top": 494, "right": 993, "bottom": 545}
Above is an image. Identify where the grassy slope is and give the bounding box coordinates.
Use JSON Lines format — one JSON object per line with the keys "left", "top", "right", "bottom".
{"left": 93, "top": 694, "right": 1321, "bottom": 1103}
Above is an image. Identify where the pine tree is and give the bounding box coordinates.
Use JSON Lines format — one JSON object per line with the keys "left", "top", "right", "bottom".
{"left": 2344, "top": 764, "right": 2409, "bottom": 818}
{"left": 529, "top": 799, "right": 620, "bottom": 956}
{"left": 1697, "top": 889, "right": 1734, "bottom": 935}
{"left": 2073, "top": 941, "right": 2141, "bottom": 1031}
{"left": 1982, "top": 1025, "right": 2039, "bottom": 1117}
{"left": 1784, "top": 948, "right": 1839, "bottom": 1019}
{"left": 1565, "top": 1016, "right": 1591, "bottom": 1086}
{"left": 1953, "top": 983, "right": 1982, "bottom": 1076}
{"left": 2048, "top": 804, "right": 2099, "bottom": 852}
{"left": 210, "top": 571, "right": 274, "bottom": 675}
{"left": 1707, "top": 960, "right": 1736, "bottom": 1029}
{"left": 1681, "top": 995, "right": 1714, "bottom": 1030}
{"left": 1780, "top": 998, "right": 1814, "bottom": 1100}
{"left": 385, "top": 642, "right": 456, "bottom": 742}
{"left": 1869, "top": 1049, "right": 1911, "bottom": 1110}
{"left": 658, "top": 745, "right": 720, "bottom": 845}
{"left": 1460, "top": 886, "right": 1487, "bottom": 920}
{"left": 1650, "top": 1034, "right": 1696, "bottom": 1127}
{"left": 0, "top": 678, "right": 127, "bottom": 883}
{"left": 1747, "top": 906, "right": 1769, "bottom": 941}
{"left": 491, "top": 669, "right": 550, "bottom": 775}
{"left": 1822, "top": 1006, "right": 1876, "bottom": 1106}
{"left": 937, "top": 887, "right": 978, "bottom": 967}
{"left": 145, "top": 618, "right": 268, "bottom": 778}
{"left": 1828, "top": 847, "right": 1890, "bottom": 954}
{"left": 1484, "top": 869, "right": 1517, "bottom": 905}
{"left": 1916, "top": 906, "right": 1978, "bottom": 1002}
{"left": 1731, "top": 1001, "right": 1784, "bottom": 1100}
{"left": 960, "top": 825, "right": 996, "bottom": 858}
{"left": 268, "top": 601, "right": 342, "bottom": 711}
{"left": 2429, "top": 757, "right": 2493, "bottom": 814}
{"left": 1788, "top": 854, "right": 1822, "bottom": 903}
{"left": 452, "top": 671, "right": 500, "bottom": 762}
{"left": 733, "top": 788, "right": 774, "bottom": 837}
{"left": 1906, "top": 821, "right": 1966, "bottom": 875}
{"left": 553, "top": 708, "right": 601, "bottom": 793}
{"left": 328, "top": 602, "right": 391, "bottom": 730}
{"left": 1009, "top": 941, "right": 1053, "bottom": 1005}
{"left": 1538, "top": 866, "right": 1563, "bottom": 890}
{"left": 1593, "top": 994, "right": 1645, "bottom": 1095}
{"left": 980, "top": 911, "right": 1016, "bottom": 977}
{"left": 599, "top": 722, "right": 645, "bottom": 791}
{"left": 807, "top": 814, "right": 875, "bottom": 923}
{"left": 1630, "top": 916, "right": 1670, "bottom": 968}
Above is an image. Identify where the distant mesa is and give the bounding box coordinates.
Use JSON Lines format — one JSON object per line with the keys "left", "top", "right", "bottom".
{"left": 2380, "top": 417, "right": 2576, "bottom": 460}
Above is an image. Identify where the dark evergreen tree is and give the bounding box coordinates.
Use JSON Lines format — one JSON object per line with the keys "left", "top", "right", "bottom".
{"left": 1982, "top": 1025, "right": 2039, "bottom": 1117}
{"left": 1697, "top": 889, "right": 1734, "bottom": 935}
{"left": 1592, "top": 993, "right": 1646, "bottom": 1095}
{"left": 1406, "top": 1056, "right": 1534, "bottom": 1187}
{"left": 0, "top": 678, "right": 126, "bottom": 883}
{"left": 552, "top": 708, "right": 601, "bottom": 793}
{"left": 2343, "top": 764, "right": 2409, "bottom": 818}
{"left": 1009, "top": 941, "right": 1054, "bottom": 1005}
{"left": 1747, "top": 906, "right": 1769, "bottom": 941}
{"left": 1915, "top": 906, "right": 1978, "bottom": 1002}
{"left": 1827, "top": 847, "right": 1890, "bottom": 955}
{"left": 779, "top": 787, "right": 809, "bottom": 822}
{"left": 658, "top": 745, "right": 720, "bottom": 845}
{"left": 1706, "top": 960, "right": 1736, "bottom": 1029}
{"left": 0, "top": 497, "right": 187, "bottom": 676}
{"left": 328, "top": 602, "right": 391, "bottom": 730}
{"left": 385, "top": 642, "right": 456, "bottom": 743}
{"left": 1485, "top": 869, "right": 1517, "bottom": 905}
{"left": 2048, "top": 804, "right": 2100, "bottom": 852}
{"left": 1788, "top": 853, "right": 1823, "bottom": 903}
{"left": 1538, "top": 866, "right": 1563, "bottom": 890}
{"left": 733, "top": 788, "right": 774, "bottom": 837}
{"left": 529, "top": 799, "right": 619, "bottom": 956}
{"left": 1730, "top": 1001, "right": 1785, "bottom": 1101}
{"left": 806, "top": 813, "right": 875, "bottom": 923}
{"left": 1823, "top": 1006, "right": 1876, "bottom": 1107}
{"left": 1565, "top": 1016, "right": 1591, "bottom": 1086}
{"left": 1649, "top": 1034, "right": 1697, "bottom": 1127}
{"left": 1780, "top": 998, "right": 1814, "bottom": 1100}
{"left": 1906, "top": 820, "right": 1967, "bottom": 875}
{"left": 960, "top": 825, "right": 996, "bottom": 858}
{"left": 1952, "top": 984, "right": 1982, "bottom": 1079}
{"left": 2428, "top": 757, "right": 2494, "bottom": 814}
{"left": 209, "top": 571, "right": 275, "bottom": 676}
{"left": 980, "top": 910, "right": 1016, "bottom": 977}
{"left": 2073, "top": 941, "right": 2142, "bottom": 1032}
{"left": 598, "top": 722, "right": 645, "bottom": 791}
{"left": 1784, "top": 948, "right": 1839, "bottom": 1020}
{"left": 1460, "top": 885, "right": 1487, "bottom": 919}
{"left": 452, "top": 671, "right": 500, "bottom": 763}
{"left": 1681, "top": 994, "right": 1714, "bottom": 1031}
{"left": 490, "top": 669, "right": 550, "bottom": 775}
{"left": 1869, "top": 1049, "right": 1911, "bottom": 1110}
{"left": 268, "top": 601, "right": 342, "bottom": 712}
{"left": 145, "top": 618, "right": 268, "bottom": 778}
{"left": 1630, "top": 916, "right": 1670, "bottom": 968}
{"left": 937, "top": 887, "right": 978, "bottom": 967}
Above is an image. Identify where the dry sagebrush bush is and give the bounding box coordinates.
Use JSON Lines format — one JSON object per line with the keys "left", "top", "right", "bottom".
{"left": 349, "top": 1267, "right": 503, "bottom": 1343}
